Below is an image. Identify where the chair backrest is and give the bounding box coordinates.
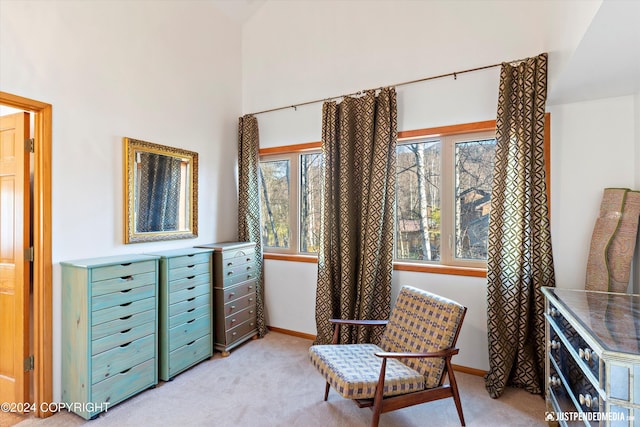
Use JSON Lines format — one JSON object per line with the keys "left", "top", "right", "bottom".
{"left": 380, "top": 286, "right": 467, "bottom": 389}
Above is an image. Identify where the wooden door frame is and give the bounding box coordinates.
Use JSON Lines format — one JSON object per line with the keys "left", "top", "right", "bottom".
{"left": 0, "top": 91, "right": 52, "bottom": 417}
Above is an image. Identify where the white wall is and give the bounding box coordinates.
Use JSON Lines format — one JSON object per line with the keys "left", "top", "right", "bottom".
{"left": 548, "top": 95, "right": 637, "bottom": 291}
{"left": 243, "top": 0, "right": 637, "bottom": 372}
{"left": 0, "top": 0, "right": 242, "bottom": 400}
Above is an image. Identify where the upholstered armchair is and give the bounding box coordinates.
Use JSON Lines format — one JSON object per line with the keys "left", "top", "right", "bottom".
{"left": 309, "top": 285, "right": 467, "bottom": 427}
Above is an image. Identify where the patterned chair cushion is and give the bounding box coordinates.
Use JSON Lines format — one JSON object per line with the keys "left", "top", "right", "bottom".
{"left": 309, "top": 343, "right": 425, "bottom": 399}
{"left": 380, "top": 286, "right": 466, "bottom": 389}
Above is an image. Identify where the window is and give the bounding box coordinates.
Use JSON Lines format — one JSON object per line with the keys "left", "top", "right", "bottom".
{"left": 259, "top": 158, "right": 291, "bottom": 249}
{"left": 259, "top": 149, "right": 323, "bottom": 254}
{"left": 258, "top": 118, "right": 540, "bottom": 274}
{"left": 395, "top": 131, "right": 496, "bottom": 268}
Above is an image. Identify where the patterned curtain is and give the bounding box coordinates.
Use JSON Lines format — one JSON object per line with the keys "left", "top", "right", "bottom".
{"left": 238, "top": 114, "right": 267, "bottom": 338}
{"left": 137, "top": 152, "right": 182, "bottom": 232}
{"left": 485, "top": 53, "right": 555, "bottom": 398}
{"left": 315, "top": 88, "right": 397, "bottom": 345}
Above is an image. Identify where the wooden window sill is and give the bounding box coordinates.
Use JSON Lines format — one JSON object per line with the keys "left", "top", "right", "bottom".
{"left": 263, "top": 253, "right": 487, "bottom": 277}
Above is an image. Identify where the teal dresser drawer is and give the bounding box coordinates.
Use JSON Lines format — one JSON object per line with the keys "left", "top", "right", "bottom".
{"left": 170, "top": 304, "right": 210, "bottom": 328}
{"left": 91, "top": 359, "right": 156, "bottom": 411}
{"left": 168, "top": 262, "right": 210, "bottom": 282}
{"left": 92, "top": 297, "right": 155, "bottom": 326}
{"left": 92, "top": 283, "right": 156, "bottom": 311}
{"left": 92, "top": 309, "right": 155, "bottom": 340}
{"left": 149, "top": 248, "right": 213, "bottom": 381}
{"left": 168, "top": 252, "right": 211, "bottom": 269}
{"left": 169, "top": 282, "right": 210, "bottom": 305}
{"left": 91, "top": 260, "right": 157, "bottom": 282}
{"left": 92, "top": 271, "right": 156, "bottom": 296}
{"left": 92, "top": 320, "right": 155, "bottom": 355}
{"left": 197, "top": 241, "right": 257, "bottom": 357}
{"left": 169, "top": 273, "right": 210, "bottom": 294}
{"left": 168, "top": 294, "right": 209, "bottom": 317}
{"left": 169, "top": 334, "right": 212, "bottom": 375}
{"left": 92, "top": 334, "right": 155, "bottom": 384}
{"left": 168, "top": 315, "right": 211, "bottom": 351}
{"left": 61, "top": 254, "right": 159, "bottom": 420}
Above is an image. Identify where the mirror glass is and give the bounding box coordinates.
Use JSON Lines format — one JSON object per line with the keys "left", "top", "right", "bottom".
{"left": 124, "top": 137, "right": 198, "bottom": 243}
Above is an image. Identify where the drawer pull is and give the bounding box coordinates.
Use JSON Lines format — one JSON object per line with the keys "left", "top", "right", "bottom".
{"left": 187, "top": 286, "right": 195, "bottom": 291}
{"left": 120, "top": 275, "right": 134, "bottom": 281}
{"left": 188, "top": 254, "right": 195, "bottom": 257}
{"left": 187, "top": 340, "right": 195, "bottom": 346}
{"left": 227, "top": 262, "right": 233, "bottom": 267}
{"left": 247, "top": 274, "right": 253, "bottom": 279}
{"left": 120, "top": 328, "right": 131, "bottom": 334}
{"left": 548, "top": 376, "right": 561, "bottom": 387}
{"left": 120, "top": 315, "right": 132, "bottom": 320}
{"left": 249, "top": 298, "right": 254, "bottom": 302}
{"left": 548, "top": 340, "right": 560, "bottom": 350}
{"left": 120, "top": 263, "right": 132, "bottom": 266}
{"left": 227, "top": 271, "right": 233, "bottom": 276}
{"left": 579, "top": 393, "right": 595, "bottom": 408}
{"left": 246, "top": 266, "right": 251, "bottom": 271}
{"left": 230, "top": 305, "right": 236, "bottom": 310}
{"left": 231, "top": 318, "right": 237, "bottom": 323}
{"left": 187, "top": 275, "right": 195, "bottom": 280}
{"left": 187, "top": 319, "right": 195, "bottom": 324}
{"left": 120, "top": 341, "right": 132, "bottom": 348}
{"left": 246, "top": 258, "right": 251, "bottom": 262}
{"left": 250, "top": 310, "right": 254, "bottom": 314}
{"left": 119, "top": 368, "right": 132, "bottom": 374}
{"left": 232, "top": 332, "right": 237, "bottom": 336}
{"left": 187, "top": 297, "right": 195, "bottom": 302}
{"left": 187, "top": 308, "right": 195, "bottom": 313}
{"left": 120, "top": 302, "right": 132, "bottom": 307}
{"left": 228, "top": 292, "right": 236, "bottom": 298}
{"left": 248, "top": 285, "right": 254, "bottom": 290}
{"left": 120, "top": 288, "right": 132, "bottom": 293}
{"left": 578, "top": 348, "right": 593, "bottom": 362}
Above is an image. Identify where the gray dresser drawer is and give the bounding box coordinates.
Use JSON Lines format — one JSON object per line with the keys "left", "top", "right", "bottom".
{"left": 198, "top": 241, "right": 257, "bottom": 356}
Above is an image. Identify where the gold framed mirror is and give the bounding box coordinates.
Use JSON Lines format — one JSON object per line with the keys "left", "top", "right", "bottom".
{"left": 124, "top": 137, "right": 198, "bottom": 243}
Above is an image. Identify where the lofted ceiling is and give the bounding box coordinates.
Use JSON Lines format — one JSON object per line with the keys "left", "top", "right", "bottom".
{"left": 548, "top": 0, "right": 640, "bottom": 105}
{"left": 213, "top": 0, "right": 639, "bottom": 105}
{"left": 210, "top": 0, "right": 266, "bottom": 24}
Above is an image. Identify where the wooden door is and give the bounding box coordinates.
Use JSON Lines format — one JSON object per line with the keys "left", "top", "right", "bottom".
{"left": 0, "top": 112, "right": 30, "bottom": 408}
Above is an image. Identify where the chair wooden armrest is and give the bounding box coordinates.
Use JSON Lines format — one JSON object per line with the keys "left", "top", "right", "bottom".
{"left": 374, "top": 348, "right": 459, "bottom": 359}
{"left": 329, "top": 319, "right": 389, "bottom": 344}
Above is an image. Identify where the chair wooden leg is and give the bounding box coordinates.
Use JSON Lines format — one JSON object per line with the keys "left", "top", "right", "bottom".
{"left": 370, "top": 358, "right": 387, "bottom": 427}
{"left": 446, "top": 359, "right": 466, "bottom": 426}
{"left": 324, "top": 382, "right": 330, "bottom": 401}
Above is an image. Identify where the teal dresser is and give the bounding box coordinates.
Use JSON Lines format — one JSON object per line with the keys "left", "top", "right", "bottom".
{"left": 198, "top": 241, "right": 257, "bottom": 356}
{"left": 148, "top": 248, "right": 213, "bottom": 381}
{"left": 61, "top": 254, "right": 159, "bottom": 420}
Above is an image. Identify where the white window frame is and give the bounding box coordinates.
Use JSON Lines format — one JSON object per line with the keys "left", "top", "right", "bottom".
{"left": 259, "top": 149, "right": 323, "bottom": 255}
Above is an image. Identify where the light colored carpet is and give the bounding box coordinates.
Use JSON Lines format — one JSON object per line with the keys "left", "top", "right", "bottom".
{"left": 14, "top": 332, "right": 545, "bottom": 427}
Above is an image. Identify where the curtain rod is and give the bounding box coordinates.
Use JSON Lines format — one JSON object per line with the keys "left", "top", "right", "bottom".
{"left": 248, "top": 56, "right": 533, "bottom": 116}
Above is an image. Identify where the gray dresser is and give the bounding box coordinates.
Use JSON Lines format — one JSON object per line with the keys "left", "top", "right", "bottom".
{"left": 148, "top": 247, "right": 213, "bottom": 381}
{"left": 61, "top": 254, "right": 159, "bottom": 420}
{"left": 198, "top": 241, "right": 257, "bottom": 356}
{"left": 542, "top": 287, "right": 640, "bottom": 426}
